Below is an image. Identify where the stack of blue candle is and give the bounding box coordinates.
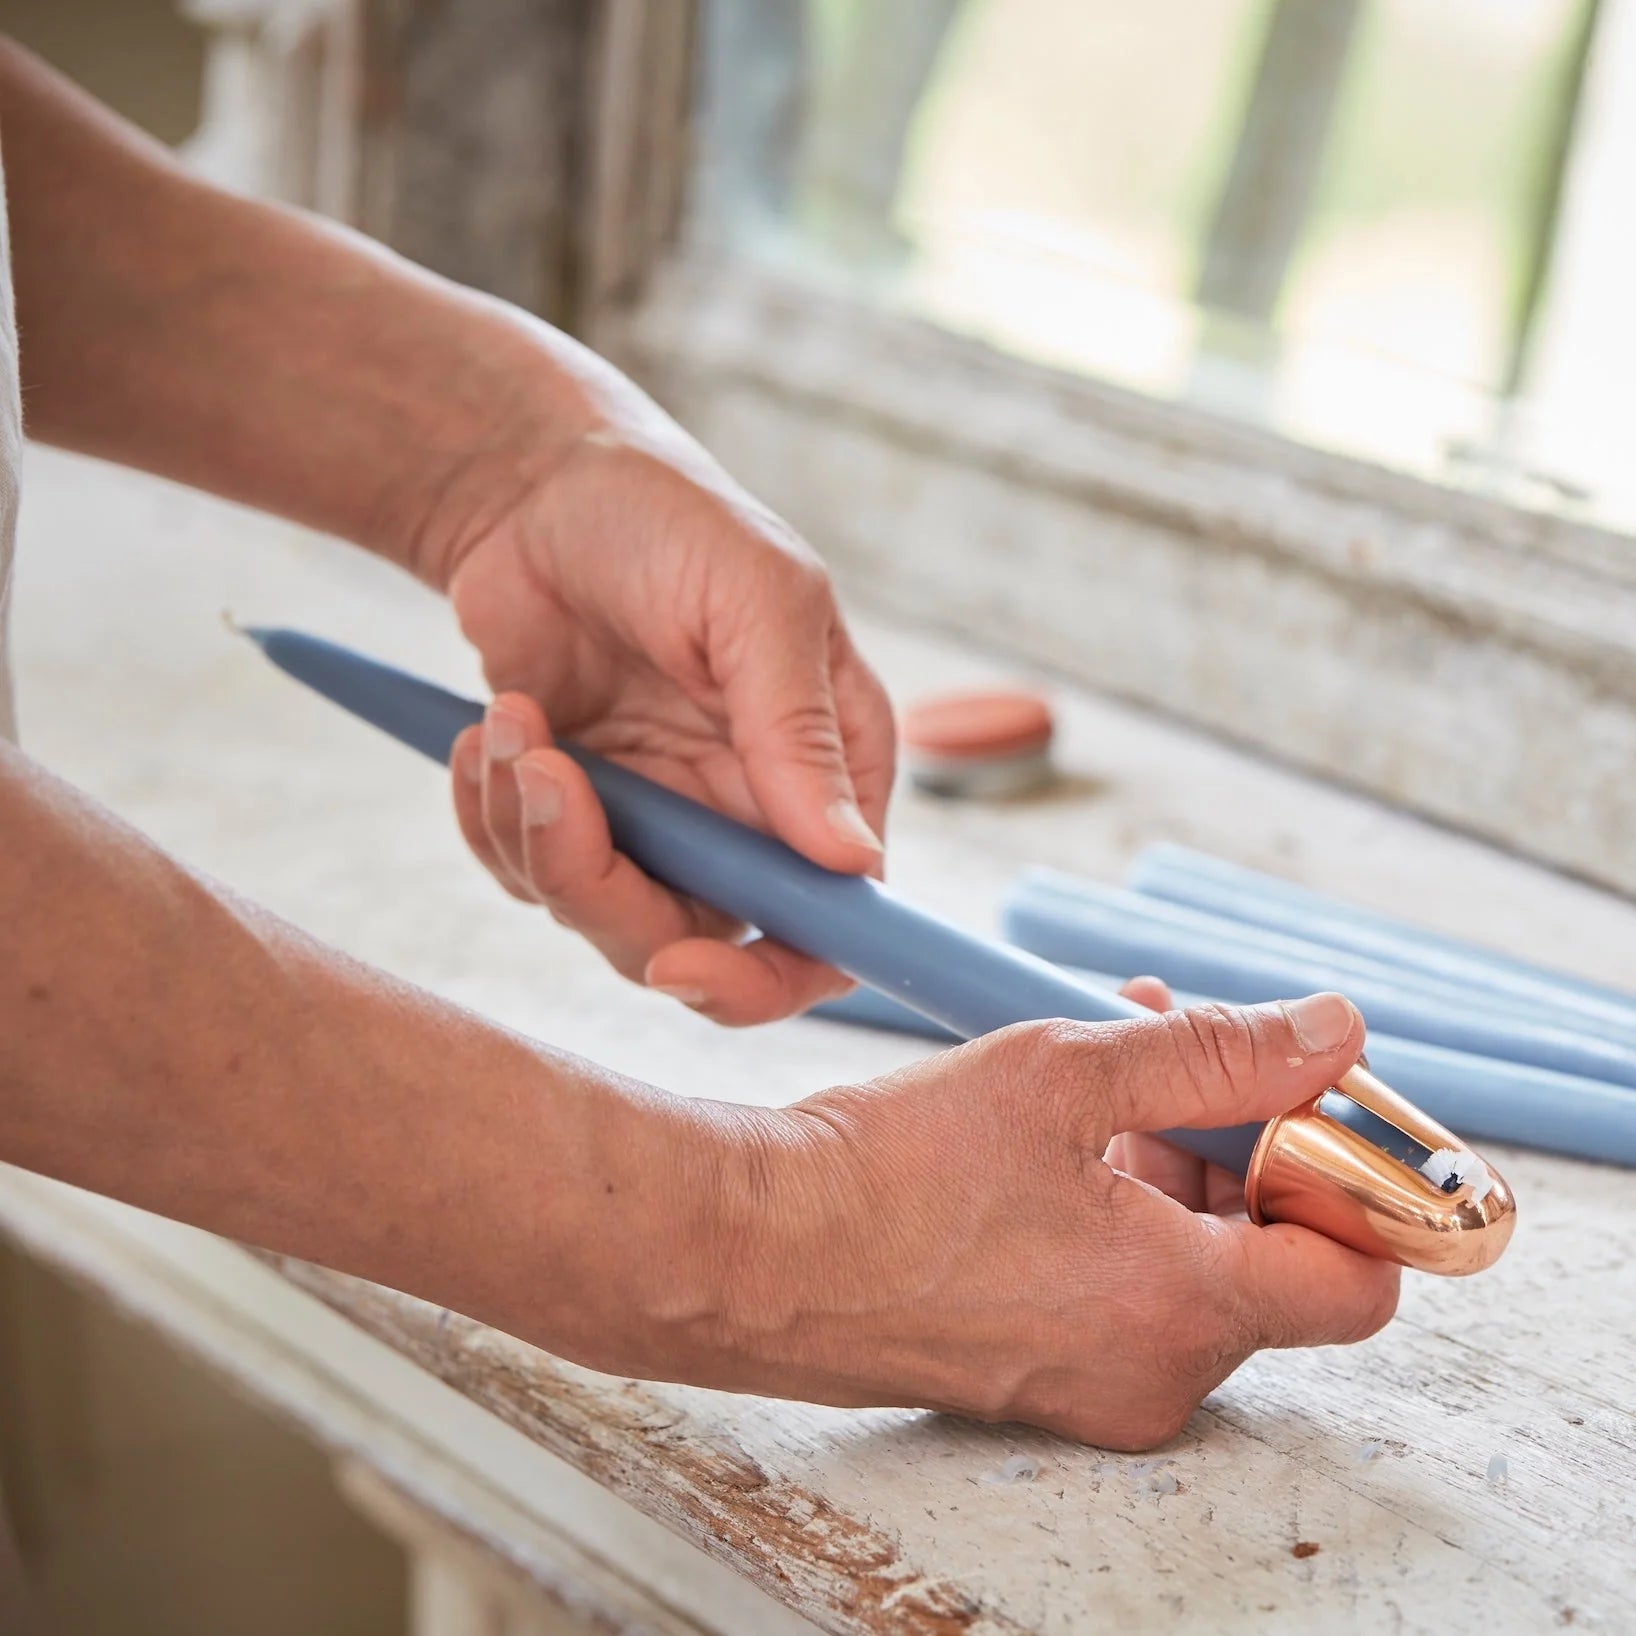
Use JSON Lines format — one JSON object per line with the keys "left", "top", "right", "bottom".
{"left": 816, "top": 844, "right": 1636, "bottom": 1167}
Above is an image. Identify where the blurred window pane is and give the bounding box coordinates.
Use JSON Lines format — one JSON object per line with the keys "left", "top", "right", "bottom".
{"left": 700, "top": 0, "right": 1618, "bottom": 524}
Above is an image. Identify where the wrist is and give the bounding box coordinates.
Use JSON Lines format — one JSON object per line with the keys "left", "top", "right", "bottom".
{"left": 562, "top": 1095, "right": 859, "bottom": 1397}
{"left": 379, "top": 308, "right": 591, "bottom": 588}
{"left": 501, "top": 1061, "right": 791, "bottom": 1380}
{"left": 387, "top": 297, "right": 670, "bottom": 593}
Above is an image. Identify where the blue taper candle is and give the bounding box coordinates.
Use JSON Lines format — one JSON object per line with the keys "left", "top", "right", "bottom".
{"left": 1128, "top": 842, "right": 1636, "bottom": 1045}
{"left": 1002, "top": 868, "right": 1636, "bottom": 1091}
{"left": 238, "top": 628, "right": 1265, "bottom": 1172}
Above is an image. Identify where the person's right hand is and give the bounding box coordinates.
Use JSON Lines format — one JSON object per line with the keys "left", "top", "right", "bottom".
{"left": 662, "top": 989, "right": 1398, "bottom": 1450}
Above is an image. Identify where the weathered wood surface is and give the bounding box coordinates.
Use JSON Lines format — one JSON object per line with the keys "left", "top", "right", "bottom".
{"left": 352, "top": 0, "right": 694, "bottom": 328}
{"left": 579, "top": 0, "right": 696, "bottom": 323}
{"left": 354, "top": 0, "right": 595, "bottom": 318}
{"left": 8, "top": 446, "right": 1636, "bottom": 1631}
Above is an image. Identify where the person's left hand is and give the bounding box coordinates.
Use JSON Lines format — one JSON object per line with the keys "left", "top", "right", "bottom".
{"left": 433, "top": 385, "right": 896, "bottom": 1027}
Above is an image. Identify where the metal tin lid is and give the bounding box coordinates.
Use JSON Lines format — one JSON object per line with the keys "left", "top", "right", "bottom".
{"left": 902, "top": 689, "right": 1056, "bottom": 798}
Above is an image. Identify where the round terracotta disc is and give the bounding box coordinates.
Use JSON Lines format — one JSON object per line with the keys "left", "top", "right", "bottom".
{"left": 901, "top": 689, "right": 1055, "bottom": 762}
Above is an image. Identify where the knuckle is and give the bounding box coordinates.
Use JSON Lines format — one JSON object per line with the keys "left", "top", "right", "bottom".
{"left": 1138, "top": 1229, "right": 1256, "bottom": 1394}
{"left": 1011, "top": 1377, "right": 1065, "bottom": 1427}
{"left": 1198, "top": 1222, "right": 1279, "bottom": 1350}
{"left": 1005, "top": 1019, "right": 1110, "bottom": 1133}
{"left": 763, "top": 698, "right": 847, "bottom": 764}
{"left": 1018, "top": 1018, "right": 1106, "bottom": 1083}
{"left": 785, "top": 553, "right": 834, "bottom": 608}
{"left": 968, "top": 1370, "right": 1031, "bottom": 1425}
{"left": 748, "top": 544, "right": 833, "bottom": 624}
{"left": 1164, "top": 1306, "right": 1251, "bottom": 1400}
{"left": 1162, "top": 1003, "right": 1265, "bottom": 1119}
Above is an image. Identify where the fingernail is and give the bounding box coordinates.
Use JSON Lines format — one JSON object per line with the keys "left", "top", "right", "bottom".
{"left": 514, "top": 760, "right": 563, "bottom": 827}
{"left": 454, "top": 735, "right": 482, "bottom": 784}
{"left": 826, "top": 798, "right": 883, "bottom": 853}
{"left": 651, "top": 983, "right": 710, "bottom": 1009}
{"left": 1280, "top": 993, "right": 1357, "bottom": 1054}
{"left": 485, "top": 703, "right": 527, "bottom": 763}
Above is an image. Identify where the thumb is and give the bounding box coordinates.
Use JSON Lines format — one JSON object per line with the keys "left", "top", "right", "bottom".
{"left": 1102, "top": 992, "right": 1365, "bottom": 1136}
{"left": 720, "top": 587, "right": 884, "bottom": 874}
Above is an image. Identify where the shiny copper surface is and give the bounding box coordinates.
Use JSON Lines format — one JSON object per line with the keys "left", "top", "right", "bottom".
{"left": 1244, "top": 1064, "right": 1516, "bottom": 1276}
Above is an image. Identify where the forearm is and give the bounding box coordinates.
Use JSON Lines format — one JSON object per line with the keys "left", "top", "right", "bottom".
{"left": 0, "top": 742, "right": 739, "bottom": 1366}
{"left": 0, "top": 39, "right": 630, "bottom": 583}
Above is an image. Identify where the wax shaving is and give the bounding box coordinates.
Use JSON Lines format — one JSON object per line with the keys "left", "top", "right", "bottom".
{"left": 1486, "top": 1453, "right": 1509, "bottom": 1486}
{"left": 1124, "top": 1459, "right": 1179, "bottom": 1497}
{"left": 1354, "top": 1440, "right": 1387, "bottom": 1463}
{"left": 982, "top": 1454, "right": 1040, "bottom": 1485}
{"left": 1420, "top": 1146, "right": 1494, "bottom": 1203}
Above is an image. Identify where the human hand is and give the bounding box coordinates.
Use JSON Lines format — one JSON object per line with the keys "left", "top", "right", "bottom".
{"left": 433, "top": 377, "right": 894, "bottom": 1027}
{"left": 667, "top": 989, "right": 1398, "bottom": 1450}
